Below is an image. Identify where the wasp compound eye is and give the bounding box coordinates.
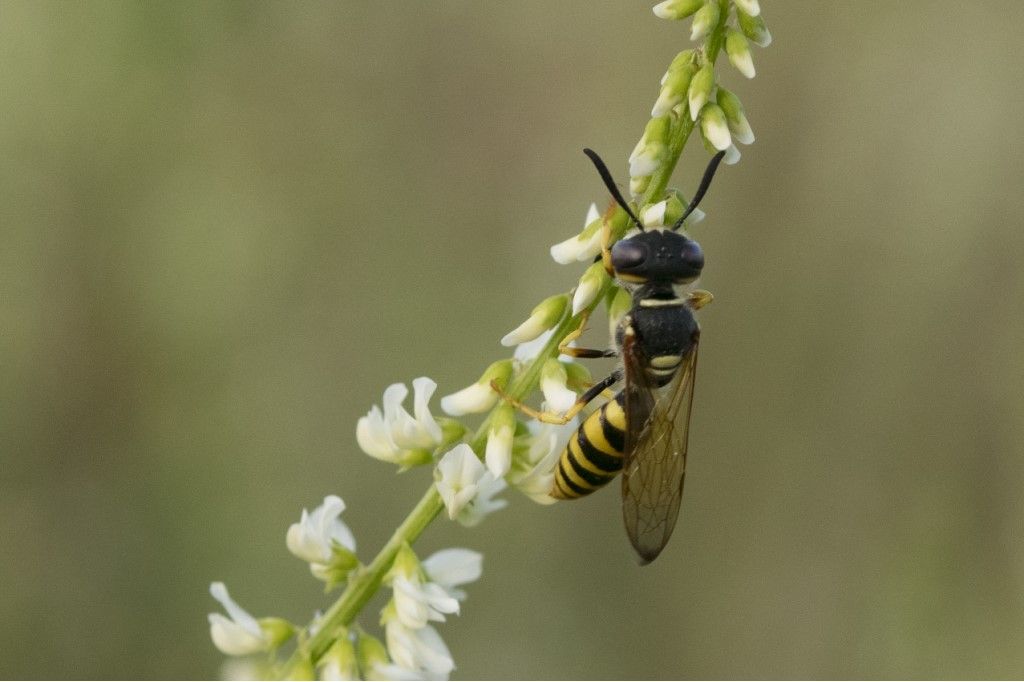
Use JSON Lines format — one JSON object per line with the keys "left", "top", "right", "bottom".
{"left": 680, "top": 239, "right": 704, "bottom": 275}
{"left": 611, "top": 239, "right": 648, "bottom": 272}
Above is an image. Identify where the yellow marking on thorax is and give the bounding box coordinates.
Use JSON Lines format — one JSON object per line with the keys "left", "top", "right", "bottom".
{"left": 649, "top": 354, "right": 682, "bottom": 369}
{"left": 639, "top": 298, "right": 685, "bottom": 308}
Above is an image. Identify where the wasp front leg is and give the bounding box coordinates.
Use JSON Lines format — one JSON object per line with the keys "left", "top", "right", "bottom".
{"left": 491, "top": 369, "right": 622, "bottom": 425}
{"left": 557, "top": 308, "right": 618, "bottom": 359}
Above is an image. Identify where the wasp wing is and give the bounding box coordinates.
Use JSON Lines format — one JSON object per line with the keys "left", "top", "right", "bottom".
{"left": 621, "top": 328, "right": 699, "bottom": 564}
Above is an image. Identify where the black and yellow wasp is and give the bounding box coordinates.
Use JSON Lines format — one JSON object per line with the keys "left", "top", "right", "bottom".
{"left": 507, "top": 148, "right": 726, "bottom": 564}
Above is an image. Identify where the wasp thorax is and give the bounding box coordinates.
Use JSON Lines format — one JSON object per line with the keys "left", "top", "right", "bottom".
{"left": 610, "top": 230, "right": 704, "bottom": 284}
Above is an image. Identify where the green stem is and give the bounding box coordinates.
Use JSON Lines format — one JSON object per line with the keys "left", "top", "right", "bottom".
{"left": 288, "top": 486, "right": 444, "bottom": 669}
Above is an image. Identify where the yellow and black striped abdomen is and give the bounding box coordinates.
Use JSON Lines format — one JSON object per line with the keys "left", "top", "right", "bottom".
{"left": 551, "top": 392, "right": 627, "bottom": 500}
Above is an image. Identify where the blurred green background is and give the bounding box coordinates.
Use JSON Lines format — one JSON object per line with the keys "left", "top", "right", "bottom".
{"left": 3, "top": 1, "right": 1024, "bottom": 679}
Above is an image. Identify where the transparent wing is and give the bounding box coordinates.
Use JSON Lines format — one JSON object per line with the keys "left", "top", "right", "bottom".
{"left": 621, "top": 330, "right": 699, "bottom": 564}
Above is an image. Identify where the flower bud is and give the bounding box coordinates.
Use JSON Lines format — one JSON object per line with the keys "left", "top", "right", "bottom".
{"left": 652, "top": 0, "right": 704, "bottom": 21}
{"left": 540, "top": 359, "right": 578, "bottom": 414}
{"left": 690, "top": 1, "right": 719, "bottom": 41}
{"left": 356, "top": 629, "right": 389, "bottom": 675}
{"left": 661, "top": 49, "right": 696, "bottom": 85}
{"left": 440, "top": 359, "right": 513, "bottom": 416}
{"left": 319, "top": 635, "right": 357, "bottom": 681}
{"left": 700, "top": 103, "right": 732, "bottom": 151}
{"left": 734, "top": 0, "right": 760, "bottom": 17}
{"left": 725, "top": 28, "right": 755, "bottom": 78}
{"left": 550, "top": 203, "right": 603, "bottom": 264}
{"left": 500, "top": 294, "right": 568, "bottom": 347}
{"left": 572, "top": 261, "right": 609, "bottom": 315}
{"left": 723, "top": 144, "right": 741, "bottom": 165}
{"left": 485, "top": 405, "right": 516, "bottom": 477}
{"left": 630, "top": 175, "right": 651, "bottom": 197}
{"left": 629, "top": 116, "right": 670, "bottom": 178}
{"left": 716, "top": 87, "right": 755, "bottom": 145}
{"left": 652, "top": 63, "right": 697, "bottom": 117}
{"left": 608, "top": 287, "right": 632, "bottom": 339}
{"left": 688, "top": 63, "right": 714, "bottom": 121}
{"left": 562, "top": 361, "right": 593, "bottom": 392}
{"left": 737, "top": 8, "right": 772, "bottom": 47}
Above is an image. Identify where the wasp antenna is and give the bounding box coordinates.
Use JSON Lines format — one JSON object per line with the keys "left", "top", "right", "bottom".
{"left": 582, "top": 148, "right": 644, "bottom": 231}
{"left": 671, "top": 150, "right": 727, "bottom": 232}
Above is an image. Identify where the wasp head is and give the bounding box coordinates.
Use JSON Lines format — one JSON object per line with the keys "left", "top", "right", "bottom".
{"left": 610, "top": 229, "right": 704, "bottom": 286}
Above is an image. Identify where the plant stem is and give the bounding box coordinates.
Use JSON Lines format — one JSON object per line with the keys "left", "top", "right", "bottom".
{"left": 290, "top": 486, "right": 444, "bottom": 669}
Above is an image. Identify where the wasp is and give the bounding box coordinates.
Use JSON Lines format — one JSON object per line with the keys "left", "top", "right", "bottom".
{"left": 501, "top": 148, "right": 726, "bottom": 564}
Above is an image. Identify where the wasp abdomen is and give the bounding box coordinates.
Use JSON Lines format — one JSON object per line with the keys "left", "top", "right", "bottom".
{"left": 551, "top": 392, "right": 627, "bottom": 500}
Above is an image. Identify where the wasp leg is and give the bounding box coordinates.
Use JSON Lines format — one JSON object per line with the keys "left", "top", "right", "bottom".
{"left": 557, "top": 309, "right": 618, "bottom": 359}
{"left": 687, "top": 289, "right": 714, "bottom": 310}
{"left": 491, "top": 369, "right": 622, "bottom": 425}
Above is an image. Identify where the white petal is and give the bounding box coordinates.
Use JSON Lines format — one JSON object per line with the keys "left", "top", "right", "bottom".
{"left": 583, "top": 202, "right": 600, "bottom": 227}
{"left": 500, "top": 315, "right": 550, "bottom": 347}
{"left": 484, "top": 425, "right": 514, "bottom": 477}
{"left": 356, "top": 407, "right": 400, "bottom": 461}
{"left": 208, "top": 583, "right": 267, "bottom": 656}
{"left": 411, "top": 377, "right": 443, "bottom": 444}
{"left": 572, "top": 278, "right": 600, "bottom": 316}
{"left": 735, "top": 0, "right": 760, "bottom": 16}
{"left": 640, "top": 200, "right": 668, "bottom": 228}
{"left": 439, "top": 383, "right": 495, "bottom": 416}
{"left": 422, "top": 549, "right": 483, "bottom": 588}
{"left": 540, "top": 377, "right": 577, "bottom": 414}
{"left": 513, "top": 329, "right": 554, "bottom": 362}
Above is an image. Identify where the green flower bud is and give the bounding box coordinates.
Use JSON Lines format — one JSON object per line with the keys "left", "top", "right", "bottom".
{"left": 563, "top": 361, "right": 593, "bottom": 392}
{"left": 572, "top": 261, "right": 610, "bottom": 315}
{"left": 257, "top": 617, "right": 296, "bottom": 649}
{"left": 737, "top": 8, "right": 772, "bottom": 47}
{"left": 440, "top": 359, "right": 513, "bottom": 416}
{"left": 652, "top": 0, "right": 704, "bottom": 21}
{"left": 608, "top": 287, "right": 632, "bottom": 339}
{"left": 652, "top": 63, "right": 697, "bottom": 117}
{"left": 700, "top": 103, "right": 731, "bottom": 151}
{"left": 690, "top": 1, "right": 719, "bottom": 41}
{"left": 725, "top": 28, "right": 755, "bottom": 78}
{"left": 630, "top": 115, "right": 671, "bottom": 178}
{"left": 319, "top": 635, "right": 358, "bottom": 681}
{"left": 355, "top": 629, "right": 389, "bottom": 677}
{"left": 716, "top": 87, "right": 754, "bottom": 145}
{"left": 500, "top": 294, "right": 568, "bottom": 346}
{"left": 662, "top": 49, "right": 696, "bottom": 84}
{"left": 688, "top": 63, "right": 714, "bottom": 121}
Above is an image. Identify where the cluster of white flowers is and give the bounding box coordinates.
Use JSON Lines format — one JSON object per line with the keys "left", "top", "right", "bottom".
{"left": 378, "top": 546, "right": 483, "bottom": 680}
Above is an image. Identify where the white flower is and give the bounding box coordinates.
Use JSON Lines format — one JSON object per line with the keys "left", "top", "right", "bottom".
{"left": 286, "top": 495, "right": 357, "bottom": 580}
{"left": 208, "top": 582, "right": 270, "bottom": 656}
{"left": 357, "top": 378, "right": 443, "bottom": 468}
{"left": 421, "top": 549, "right": 483, "bottom": 600}
{"left": 434, "top": 444, "right": 507, "bottom": 526}
{"left": 439, "top": 360, "right": 511, "bottom": 416}
{"left": 513, "top": 328, "right": 554, "bottom": 363}
{"left": 550, "top": 203, "right": 602, "bottom": 264}
{"left": 540, "top": 360, "right": 578, "bottom": 414}
{"left": 508, "top": 418, "right": 578, "bottom": 505}
{"left": 392, "top": 576, "right": 460, "bottom": 629}
{"left": 384, "top": 622, "right": 454, "bottom": 681}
